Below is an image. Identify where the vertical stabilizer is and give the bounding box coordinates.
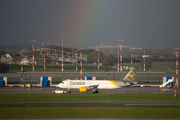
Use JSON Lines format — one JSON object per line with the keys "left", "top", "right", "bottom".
{"left": 160, "top": 79, "right": 174, "bottom": 88}
{"left": 123, "top": 69, "right": 136, "bottom": 81}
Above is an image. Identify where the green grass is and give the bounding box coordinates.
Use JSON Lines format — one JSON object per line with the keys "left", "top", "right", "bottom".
{"left": 0, "top": 107, "right": 180, "bottom": 119}
{"left": 1, "top": 94, "right": 180, "bottom": 119}
{"left": 151, "top": 62, "right": 180, "bottom": 72}
{"left": 9, "top": 64, "right": 117, "bottom": 72}
{"left": 9, "top": 62, "right": 180, "bottom": 72}
{"left": 1, "top": 94, "right": 180, "bottom": 103}
{"left": 123, "top": 62, "right": 180, "bottom": 72}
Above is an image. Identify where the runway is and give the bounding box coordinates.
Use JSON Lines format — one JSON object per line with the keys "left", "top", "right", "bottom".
{"left": 0, "top": 102, "right": 180, "bottom": 107}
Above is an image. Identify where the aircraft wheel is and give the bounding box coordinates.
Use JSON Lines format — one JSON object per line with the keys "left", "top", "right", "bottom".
{"left": 93, "top": 90, "right": 98, "bottom": 93}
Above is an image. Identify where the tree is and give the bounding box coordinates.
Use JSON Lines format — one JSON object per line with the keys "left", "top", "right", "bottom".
{"left": 87, "top": 51, "right": 105, "bottom": 64}
{"left": 87, "top": 52, "right": 97, "bottom": 64}
{"left": 140, "top": 59, "right": 152, "bottom": 71}
{"left": 0, "top": 50, "right": 6, "bottom": 58}
{"left": 102, "top": 55, "right": 116, "bottom": 66}
{"left": 11, "top": 53, "right": 20, "bottom": 64}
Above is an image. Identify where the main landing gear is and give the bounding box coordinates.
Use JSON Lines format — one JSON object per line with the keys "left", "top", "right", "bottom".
{"left": 93, "top": 89, "right": 99, "bottom": 93}
{"left": 67, "top": 88, "right": 71, "bottom": 94}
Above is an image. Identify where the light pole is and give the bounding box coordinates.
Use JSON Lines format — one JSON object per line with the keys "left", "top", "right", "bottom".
{"left": 129, "top": 48, "right": 135, "bottom": 70}
{"left": 62, "top": 34, "right": 64, "bottom": 72}
{"left": 118, "top": 39, "right": 124, "bottom": 72}
{"left": 30, "top": 39, "right": 36, "bottom": 72}
{"left": 117, "top": 44, "right": 119, "bottom": 72}
{"left": 80, "top": 48, "right": 82, "bottom": 80}
{"left": 175, "top": 48, "right": 180, "bottom": 87}
{"left": 131, "top": 49, "right": 133, "bottom": 69}
{"left": 44, "top": 49, "right": 46, "bottom": 72}
{"left": 98, "top": 49, "right": 99, "bottom": 71}
{"left": 76, "top": 50, "right": 78, "bottom": 71}
{"left": 143, "top": 46, "right": 146, "bottom": 72}
{"left": 21, "top": 49, "right": 27, "bottom": 72}
{"left": 174, "top": 48, "right": 180, "bottom": 98}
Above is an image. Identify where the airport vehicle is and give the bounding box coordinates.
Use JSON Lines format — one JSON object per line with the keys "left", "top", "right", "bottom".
{"left": 57, "top": 69, "right": 137, "bottom": 93}
{"left": 52, "top": 89, "right": 67, "bottom": 94}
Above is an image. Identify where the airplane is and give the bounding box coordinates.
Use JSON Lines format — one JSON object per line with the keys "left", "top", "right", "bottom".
{"left": 159, "top": 79, "right": 173, "bottom": 88}
{"left": 57, "top": 69, "right": 137, "bottom": 93}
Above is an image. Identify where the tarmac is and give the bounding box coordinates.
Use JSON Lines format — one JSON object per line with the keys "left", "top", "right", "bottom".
{"left": 0, "top": 86, "right": 179, "bottom": 94}
{"left": 1, "top": 102, "right": 180, "bottom": 107}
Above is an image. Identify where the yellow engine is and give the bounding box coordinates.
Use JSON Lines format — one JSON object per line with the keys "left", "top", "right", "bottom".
{"left": 79, "top": 87, "right": 91, "bottom": 92}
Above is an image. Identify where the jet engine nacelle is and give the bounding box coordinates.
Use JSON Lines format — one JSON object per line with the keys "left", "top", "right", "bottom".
{"left": 79, "top": 87, "right": 91, "bottom": 92}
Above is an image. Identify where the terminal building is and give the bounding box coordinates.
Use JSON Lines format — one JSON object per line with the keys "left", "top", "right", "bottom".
{"left": 0, "top": 71, "right": 177, "bottom": 88}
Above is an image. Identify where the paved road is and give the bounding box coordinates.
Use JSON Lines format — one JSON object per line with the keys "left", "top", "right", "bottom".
{"left": 0, "top": 102, "right": 180, "bottom": 107}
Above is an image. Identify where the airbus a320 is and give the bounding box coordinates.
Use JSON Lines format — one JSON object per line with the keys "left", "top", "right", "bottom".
{"left": 57, "top": 69, "right": 137, "bottom": 93}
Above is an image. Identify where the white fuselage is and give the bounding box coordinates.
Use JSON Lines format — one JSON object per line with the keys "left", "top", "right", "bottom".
{"left": 57, "top": 80, "right": 126, "bottom": 89}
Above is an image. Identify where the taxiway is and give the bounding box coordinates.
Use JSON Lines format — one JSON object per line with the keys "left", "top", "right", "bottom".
{"left": 0, "top": 102, "right": 180, "bottom": 107}
{"left": 0, "top": 86, "right": 179, "bottom": 94}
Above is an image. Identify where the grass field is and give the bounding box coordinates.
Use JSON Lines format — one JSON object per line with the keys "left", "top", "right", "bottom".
{"left": 0, "top": 94, "right": 180, "bottom": 119}
{"left": 9, "top": 64, "right": 117, "bottom": 72}
{"left": 124, "top": 62, "right": 180, "bottom": 72}
{"left": 1, "top": 107, "right": 180, "bottom": 119}
{"left": 9, "top": 62, "right": 179, "bottom": 72}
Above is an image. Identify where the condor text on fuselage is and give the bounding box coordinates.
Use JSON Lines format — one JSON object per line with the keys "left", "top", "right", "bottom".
{"left": 70, "top": 81, "right": 86, "bottom": 85}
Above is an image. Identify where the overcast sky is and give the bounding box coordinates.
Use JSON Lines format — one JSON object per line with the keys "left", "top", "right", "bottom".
{"left": 0, "top": 0, "right": 180, "bottom": 48}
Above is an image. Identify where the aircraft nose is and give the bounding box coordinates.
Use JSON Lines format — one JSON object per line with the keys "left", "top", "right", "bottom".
{"left": 56, "top": 84, "right": 60, "bottom": 87}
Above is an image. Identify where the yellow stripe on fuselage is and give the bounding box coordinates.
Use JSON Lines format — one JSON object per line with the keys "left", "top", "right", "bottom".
{"left": 109, "top": 80, "right": 122, "bottom": 88}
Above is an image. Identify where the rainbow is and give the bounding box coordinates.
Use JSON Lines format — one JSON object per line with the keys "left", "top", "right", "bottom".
{"left": 62, "top": 0, "right": 112, "bottom": 48}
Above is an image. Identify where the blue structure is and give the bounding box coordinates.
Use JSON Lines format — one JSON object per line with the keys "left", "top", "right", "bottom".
{"left": 86, "top": 76, "right": 92, "bottom": 80}
{"left": 166, "top": 77, "right": 173, "bottom": 87}
{"left": 42, "top": 77, "right": 49, "bottom": 87}
{"left": 0, "top": 77, "right": 3, "bottom": 86}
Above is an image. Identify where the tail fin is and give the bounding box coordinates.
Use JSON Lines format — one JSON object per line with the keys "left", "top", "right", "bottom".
{"left": 123, "top": 69, "right": 136, "bottom": 81}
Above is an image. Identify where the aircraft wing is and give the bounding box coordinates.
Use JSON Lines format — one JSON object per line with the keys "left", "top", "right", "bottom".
{"left": 79, "top": 84, "right": 99, "bottom": 92}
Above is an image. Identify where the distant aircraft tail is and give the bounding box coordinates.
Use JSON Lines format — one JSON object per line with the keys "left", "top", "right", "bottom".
{"left": 160, "top": 79, "right": 173, "bottom": 88}
{"left": 123, "top": 69, "right": 136, "bottom": 81}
